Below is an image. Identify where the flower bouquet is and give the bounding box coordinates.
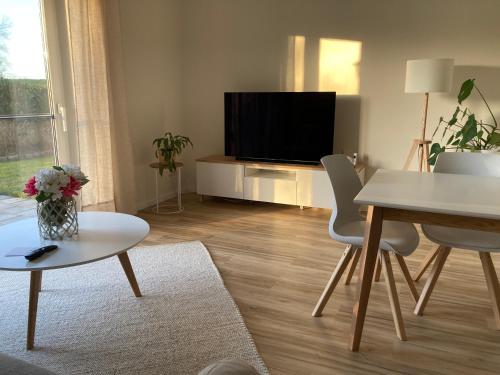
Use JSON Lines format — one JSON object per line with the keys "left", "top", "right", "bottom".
{"left": 24, "top": 165, "right": 89, "bottom": 240}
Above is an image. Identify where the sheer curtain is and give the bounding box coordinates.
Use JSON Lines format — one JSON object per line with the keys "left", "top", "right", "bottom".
{"left": 65, "top": 0, "right": 137, "bottom": 214}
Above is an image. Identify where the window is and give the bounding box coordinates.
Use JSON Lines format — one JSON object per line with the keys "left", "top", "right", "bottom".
{"left": 0, "top": 0, "right": 55, "bottom": 199}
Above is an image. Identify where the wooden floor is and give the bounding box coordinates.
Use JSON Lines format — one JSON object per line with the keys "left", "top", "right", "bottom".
{"left": 139, "top": 194, "right": 500, "bottom": 375}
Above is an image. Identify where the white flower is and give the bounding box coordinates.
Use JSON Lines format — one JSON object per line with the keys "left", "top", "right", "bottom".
{"left": 35, "top": 168, "right": 70, "bottom": 200}
{"left": 62, "top": 164, "right": 86, "bottom": 181}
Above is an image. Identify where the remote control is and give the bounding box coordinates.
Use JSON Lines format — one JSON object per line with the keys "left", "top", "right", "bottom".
{"left": 25, "top": 245, "right": 58, "bottom": 261}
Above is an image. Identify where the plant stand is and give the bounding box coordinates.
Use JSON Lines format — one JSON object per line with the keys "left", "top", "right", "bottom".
{"left": 150, "top": 162, "right": 183, "bottom": 214}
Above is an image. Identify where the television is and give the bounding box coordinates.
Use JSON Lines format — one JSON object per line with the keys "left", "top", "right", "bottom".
{"left": 224, "top": 92, "right": 336, "bottom": 165}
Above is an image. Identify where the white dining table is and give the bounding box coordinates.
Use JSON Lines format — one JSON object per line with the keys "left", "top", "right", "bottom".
{"left": 349, "top": 169, "right": 500, "bottom": 351}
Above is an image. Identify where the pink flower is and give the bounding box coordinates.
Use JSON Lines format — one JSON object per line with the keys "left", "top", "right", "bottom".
{"left": 61, "top": 176, "right": 82, "bottom": 197}
{"left": 23, "top": 176, "right": 38, "bottom": 197}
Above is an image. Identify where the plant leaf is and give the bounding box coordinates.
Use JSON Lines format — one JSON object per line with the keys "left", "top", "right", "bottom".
{"left": 477, "top": 130, "right": 484, "bottom": 141}
{"left": 488, "top": 132, "right": 500, "bottom": 146}
{"left": 458, "top": 79, "right": 475, "bottom": 105}
{"left": 459, "top": 114, "right": 477, "bottom": 146}
{"left": 428, "top": 143, "right": 445, "bottom": 166}
{"left": 36, "top": 191, "right": 49, "bottom": 202}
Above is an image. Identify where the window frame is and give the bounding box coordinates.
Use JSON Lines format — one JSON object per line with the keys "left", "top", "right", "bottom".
{"left": 41, "top": 0, "right": 79, "bottom": 166}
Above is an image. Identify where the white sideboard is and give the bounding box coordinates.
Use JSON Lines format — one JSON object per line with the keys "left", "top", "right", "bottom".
{"left": 196, "top": 155, "right": 365, "bottom": 209}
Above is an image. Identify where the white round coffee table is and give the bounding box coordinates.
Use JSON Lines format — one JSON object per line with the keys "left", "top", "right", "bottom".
{"left": 0, "top": 211, "right": 150, "bottom": 350}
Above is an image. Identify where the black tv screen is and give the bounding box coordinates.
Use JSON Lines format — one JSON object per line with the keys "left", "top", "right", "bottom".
{"left": 225, "top": 92, "right": 336, "bottom": 164}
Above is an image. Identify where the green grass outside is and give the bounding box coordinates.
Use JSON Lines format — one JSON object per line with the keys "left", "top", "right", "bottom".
{"left": 0, "top": 156, "right": 53, "bottom": 198}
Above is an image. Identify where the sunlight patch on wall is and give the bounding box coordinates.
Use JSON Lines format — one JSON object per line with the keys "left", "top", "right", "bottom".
{"left": 319, "top": 38, "right": 362, "bottom": 95}
{"left": 286, "top": 35, "right": 305, "bottom": 92}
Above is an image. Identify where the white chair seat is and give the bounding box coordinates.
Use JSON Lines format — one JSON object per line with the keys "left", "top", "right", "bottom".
{"left": 332, "top": 220, "right": 419, "bottom": 256}
{"left": 422, "top": 224, "right": 500, "bottom": 252}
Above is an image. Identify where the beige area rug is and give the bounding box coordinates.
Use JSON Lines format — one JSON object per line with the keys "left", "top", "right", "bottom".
{"left": 0, "top": 242, "right": 268, "bottom": 374}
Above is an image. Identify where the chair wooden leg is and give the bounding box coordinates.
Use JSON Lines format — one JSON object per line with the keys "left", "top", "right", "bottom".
{"left": 344, "top": 247, "right": 361, "bottom": 285}
{"left": 312, "top": 245, "right": 355, "bottom": 317}
{"left": 478, "top": 252, "right": 500, "bottom": 330}
{"left": 380, "top": 251, "right": 407, "bottom": 341}
{"left": 394, "top": 253, "right": 420, "bottom": 303}
{"left": 373, "top": 256, "right": 382, "bottom": 282}
{"left": 413, "top": 247, "right": 440, "bottom": 282}
{"left": 414, "top": 246, "right": 451, "bottom": 316}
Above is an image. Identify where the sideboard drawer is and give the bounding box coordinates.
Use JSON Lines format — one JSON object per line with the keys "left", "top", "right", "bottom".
{"left": 243, "top": 176, "right": 297, "bottom": 205}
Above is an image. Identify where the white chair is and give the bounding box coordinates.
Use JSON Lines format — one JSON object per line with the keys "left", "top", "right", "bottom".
{"left": 413, "top": 152, "right": 500, "bottom": 281}
{"left": 312, "top": 155, "right": 420, "bottom": 340}
{"left": 414, "top": 152, "right": 500, "bottom": 328}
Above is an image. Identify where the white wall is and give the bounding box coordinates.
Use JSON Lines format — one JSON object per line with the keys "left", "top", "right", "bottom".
{"left": 120, "top": 0, "right": 500, "bottom": 200}
{"left": 119, "top": 0, "right": 183, "bottom": 209}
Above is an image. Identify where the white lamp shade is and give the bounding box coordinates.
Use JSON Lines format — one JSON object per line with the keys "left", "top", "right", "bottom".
{"left": 405, "top": 58, "right": 454, "bottom": 93}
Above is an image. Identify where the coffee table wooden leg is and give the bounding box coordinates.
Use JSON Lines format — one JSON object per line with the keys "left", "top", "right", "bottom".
{"left": 37, "top": 272, "right": 42, "bottom": 293}
{"left": 118, "top": 252, "right": 142, "bottom": 297}
{"left": 27, "top": 270, "right": 42, "bottom": 350}
{"left": 350, "top": 205, "right": 383, "bottom": 351}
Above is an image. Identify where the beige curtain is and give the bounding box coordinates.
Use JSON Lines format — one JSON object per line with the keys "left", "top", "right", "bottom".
{"left": 65, "top": 0, "right": 137, "bottom": 214}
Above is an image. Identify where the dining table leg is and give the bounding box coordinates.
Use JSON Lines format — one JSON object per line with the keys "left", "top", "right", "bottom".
{"left": 27, "top": 270, "right": 42, "bottom": 350}
{"left": 349, "top": 205, "right": 384, "bottom": 351}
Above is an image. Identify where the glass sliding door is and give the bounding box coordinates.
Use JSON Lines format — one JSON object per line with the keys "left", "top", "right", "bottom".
{"left": 0, "top": 0, "right": 56, "bottom": 223}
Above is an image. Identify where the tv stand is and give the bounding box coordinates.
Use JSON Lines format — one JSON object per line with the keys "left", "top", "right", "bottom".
{"left": 196, "top": 155, "right": 365, "bottom": 209}
{"left": 235, "top": 157, "right": 321, "bottom": 166}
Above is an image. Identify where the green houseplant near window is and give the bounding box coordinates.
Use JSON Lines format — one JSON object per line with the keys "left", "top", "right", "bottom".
{"left": 153, "top": 132, "right": 193, "bottom": 175}
{"left": 428, "top": 78, "right": 500, "bottom": 165}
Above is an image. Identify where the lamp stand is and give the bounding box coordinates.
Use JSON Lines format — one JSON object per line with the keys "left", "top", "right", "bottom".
{"left": 403, "top": 92, "right": 431, "bottom": 172}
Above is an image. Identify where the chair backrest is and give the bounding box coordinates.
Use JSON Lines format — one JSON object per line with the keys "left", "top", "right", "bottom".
{"left": 434, "top": 152, "right": 500, "bottom": 177}
{"left": 321, "top": 154, "right": 363, "bottom": 227}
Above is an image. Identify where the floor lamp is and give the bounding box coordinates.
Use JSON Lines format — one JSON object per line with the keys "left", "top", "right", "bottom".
{"left": 403, "top": 58, "right": 454, "bottom": 172}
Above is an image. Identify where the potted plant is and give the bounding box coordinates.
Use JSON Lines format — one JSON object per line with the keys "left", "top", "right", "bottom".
{"left": 152, "top": 132, "right": 193, "bottom": 175}
{"left": 428, "top": 78, "right": 500, "bottom": 165}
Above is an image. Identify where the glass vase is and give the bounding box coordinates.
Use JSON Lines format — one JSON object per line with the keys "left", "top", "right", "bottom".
{"left": 37, "top": 197, "right": 79, "bottom": 240}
